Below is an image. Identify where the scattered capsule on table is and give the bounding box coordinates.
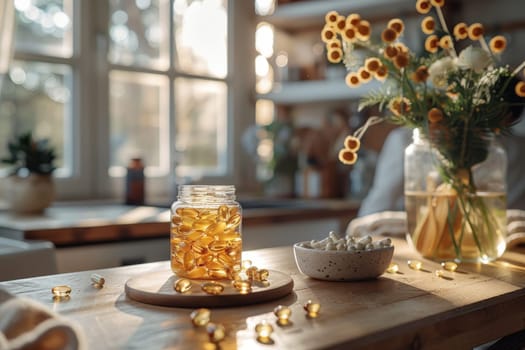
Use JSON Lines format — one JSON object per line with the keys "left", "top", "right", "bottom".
{"left": 242, "top": 259, "right": 252, "bottom": 269}
{"left": 201, "top": 282, "right": 224, "bottom": 295}
{"left": 256, "top": 269, "right": 270, "bottom": 281}
{"left": 435, "top": 269, "right": 445, "bottom": 278}
{"left": 386, "top": 262, "right": 399, "bottom": 274}
{"left": 304, "top": 300, "right": 321, "bottom": 318}
{"left": 51, "top": 285, "right": 72, "bottom": 297}
{"left": 174, "top": 278, "right": 192, "bottom": 293}
{"left": 90, "top": 273, "right": 105, "bottom": 287}
{"left": 441, "top": 261, "right": 458, "bottom": 272}
{"left": 408, "top": 260, "right": 423, "bottom": 270}
{"left": 273, "top": 305, "right": 292, "bottom": 324}
{"left": 245, "top": 266, "right": 259, "bottom": 280}
{"left": 206, "top": 322, "right": 226, "bottom": 343}
{"left": 255, "top": 320, "right": 274, "bottom": 342}
{"left": 190, "top": 308, "right": 211, "bottom": 327}
{"left": 232, "top": 280, "right": 252, "bottom": 294}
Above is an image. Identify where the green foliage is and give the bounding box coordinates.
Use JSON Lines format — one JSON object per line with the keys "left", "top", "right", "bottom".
{"left": 1, "top": 132, "right": 56, "bottom": 175}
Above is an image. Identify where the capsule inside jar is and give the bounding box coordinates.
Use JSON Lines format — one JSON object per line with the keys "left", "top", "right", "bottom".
{"left": 170, "top": 185, "right": 242, "bottom": 280}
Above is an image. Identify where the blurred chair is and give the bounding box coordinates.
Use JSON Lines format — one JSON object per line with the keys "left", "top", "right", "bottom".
{"left": 0, "top": 237, "right": 57, "bottom": 281}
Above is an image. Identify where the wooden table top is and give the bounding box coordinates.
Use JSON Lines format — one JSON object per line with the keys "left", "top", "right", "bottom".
{"left": 2, "top": 237, "right": 525, "bottom": 349}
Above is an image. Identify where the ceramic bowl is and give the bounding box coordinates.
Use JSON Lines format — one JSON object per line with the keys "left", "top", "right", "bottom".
{"left": 293, "top": 242, "right": 394, "bottom": 281}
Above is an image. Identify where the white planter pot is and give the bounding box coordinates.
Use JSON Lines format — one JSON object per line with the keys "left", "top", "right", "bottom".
{"left": 6, "top": 174, "right": 55, "bottom": 214}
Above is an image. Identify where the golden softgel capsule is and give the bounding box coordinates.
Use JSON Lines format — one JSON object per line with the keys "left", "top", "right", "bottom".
{"left": 201, "top": 282, "right": 224, "bottom": 295}
{"left": 174, "top": 278, "right": 192, "bottom": 293}
{"left": 386, "top": 262, "right": 399, "bottom": 274}
{"left": 90, "top": 273, "right": 105, "bottom": 287}
{"left": 441, "top": 261, "right": 458, "bottom": 272}
{"left": 170, "top": 185, "right": 242, "bottom": 280}
{"left": 206, "top": 323, "right": 226, "bottom": 343}
{"left": 304, "top": 300, "right": 321, "bottom": 318}
{"left": 232, "top": 280, "right": 252, "bottom": 294}
{"left": 407, "top": 260, "right": 423, "bottom": 270}
{"left": 51, "top": 285, "right": 71, "bottom": 297}
{"left": 255, "top": 320, "right": 274, "bottom": 343}
{"left": 190, "top": 308, "right": 211, "bottom": 327}
{"left": 274, "top": 305, "right": 292, "bottom": 325}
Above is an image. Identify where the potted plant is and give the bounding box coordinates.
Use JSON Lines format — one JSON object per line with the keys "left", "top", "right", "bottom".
{"left": 1, "top": 132, "right": 57, "bottom": 213}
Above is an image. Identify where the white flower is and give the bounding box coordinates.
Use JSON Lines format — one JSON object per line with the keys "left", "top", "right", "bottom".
{"left": 428, "top": 57, "right": 457, "bottom": 88}
{"left": 457, "top": 46, "right": 492, "bottom": 73}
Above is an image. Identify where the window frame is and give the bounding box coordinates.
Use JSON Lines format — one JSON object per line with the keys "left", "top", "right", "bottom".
{"left": 5, "top": 0, "right": 256, "bottom": 203}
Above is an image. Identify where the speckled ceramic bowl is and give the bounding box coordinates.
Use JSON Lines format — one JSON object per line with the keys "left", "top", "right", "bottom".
{"left": 293, "top": 242, "right": 394, "bottom": 281}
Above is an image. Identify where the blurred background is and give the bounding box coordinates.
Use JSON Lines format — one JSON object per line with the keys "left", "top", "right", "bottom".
{"left": 0, "top": 0, "right": 524, "bottom": 205}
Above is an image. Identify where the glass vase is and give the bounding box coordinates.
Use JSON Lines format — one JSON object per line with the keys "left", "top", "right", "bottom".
{"left": 404, "top": 129, "right": 507, "bottom": 263}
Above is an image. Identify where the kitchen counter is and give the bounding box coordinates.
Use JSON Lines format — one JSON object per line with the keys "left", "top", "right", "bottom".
{"left": 0, "top": 199, "right": 360, "bottom": 247}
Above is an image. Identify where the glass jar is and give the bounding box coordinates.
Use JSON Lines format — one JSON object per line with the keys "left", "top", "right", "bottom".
{"left": 404, "top": 129, "right": 507, "bottom": 263}
{"left": 170, "top": 185, "right": 242, "bottom": 279}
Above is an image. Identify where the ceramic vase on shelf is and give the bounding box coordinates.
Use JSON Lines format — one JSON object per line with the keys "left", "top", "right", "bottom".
{"left": 6, "top": 174, "right": 55, "bottom": 214}
{"left": 404, "top": 129, "right": 507, "bottom": 263}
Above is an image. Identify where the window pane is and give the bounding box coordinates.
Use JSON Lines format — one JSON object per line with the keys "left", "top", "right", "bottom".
{"left": 14, "top": 0, "right": 73, "bottom": 57}
{"left": 0, "top": 61, "right": 71, "bottom": 174}
{"left": 174, "top": 78, "right": 227, "bottom": 176}
{"left": 173, "top": 0, "right": 227, "bottom": 78}
{"left": 109, "top": 70, "right": 169, "bottom": 177}
{"left": 109, "top": 0, "right": 169, "bottom": 70}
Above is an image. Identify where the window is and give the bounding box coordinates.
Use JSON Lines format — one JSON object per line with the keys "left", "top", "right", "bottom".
{"left": 0, "top": 0, "right": 255, "bottom": 201}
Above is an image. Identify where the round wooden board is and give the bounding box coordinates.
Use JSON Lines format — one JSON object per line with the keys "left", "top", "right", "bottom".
{"left": 125, "top": 269, "right": 294, "bottom": 308}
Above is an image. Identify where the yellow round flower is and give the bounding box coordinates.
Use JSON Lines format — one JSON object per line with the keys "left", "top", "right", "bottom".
{"left": 344, "top": 135, "right": 361, "bottom": 152}
{"left": 468, "top": 23, "right": 484, "bottom": 41}
{"left": 384, "top": 45, "right": 398, "bottom": 59}
{"left": 338, "top": 149, "right": 358, "bottom": 165}
{"left": 325, "top": 11, "right": 339, "bottom": 25}
{"left": 365, "top": 57, "right": 381, "bottom": 72}
{"left": 515, "top": 81, "right": 525, "bottom": 98}
{"left": 416, "top": 0, "right": 432, "bottom": 14}
{"left": 428, "top": 108, "right": 444, "bottom": 123}
{"left": 388, "top": 18, "right": 405, "bottom": 34}
{"left": 345, "top": 72, "right": 361, "bottom": 87}
{"left": 421, "top": 16, "right": 435, "bottom": 34}
{"left": 389, "top": 97, "right": 411, "bottom": 116}
{"left": 327, "top": 48, "right": 343, "bottom": 63}
{"left": 334, "top": 15, "right": 347, "bottom": 33}
{"left": 356, "top": 20, "right": 371, "bottom": 40}
{"left": 394, "top": 52, "right": 410, "bottom": 69}
{"left": 381, "top": 28, "right": 398, "bottom": 43}
{"left": 489, "top": 35, "right": 507, "bottom": 54}
{"left": 395, "top": 43, "right": 409, "bottom": 54}
{"left": 326, "top": 40, "right": 341, "bottom": 49}
{"left": 374, "top": 65, "right": 389, "bottom": 81}
{"left": 453, "top": 22, "right": 468, "bottom": 40}
{"left": 346, "top": 14, "right": 361, "bottom": 28}
{"left": 439, "top": 35, "right": 453, "bottom": 49}
{"left": 321, "top": 26, "right": 337, "bottom": 43}
{"left": 430, "top": 0, "right": 445, "bottom": 7}
{"left": 358, "top": 67, "right": 373, "bottom": 83}
{"left": 411, "top": 65, "right": 429, "bottom": 83}
{"left": 425, "top": 35, "right": 439, "bottom": 53}
{"left": 342, "top": 27, "right": 357, "bottom": 42}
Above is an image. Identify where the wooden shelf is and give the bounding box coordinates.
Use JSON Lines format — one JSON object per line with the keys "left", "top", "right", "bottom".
{"left": 259, "top": 0, "right": 416, "bottom": 31}
{"left": 257, "top": 79, "right": 380, "bottom": 105}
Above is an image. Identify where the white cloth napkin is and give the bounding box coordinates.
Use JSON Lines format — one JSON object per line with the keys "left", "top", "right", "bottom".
{"left": 346, "top": 209, "right": 525, "bottom": 248}
{"left": 346, "top": 211, "right": 408, "bottom": 238}
{"left": 0, "top": 289, "right": 84, "bottom": 350}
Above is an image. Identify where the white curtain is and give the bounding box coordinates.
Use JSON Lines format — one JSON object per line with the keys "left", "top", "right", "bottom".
{"left": 0, "top": 0, "right": 15, "bottom": 91}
